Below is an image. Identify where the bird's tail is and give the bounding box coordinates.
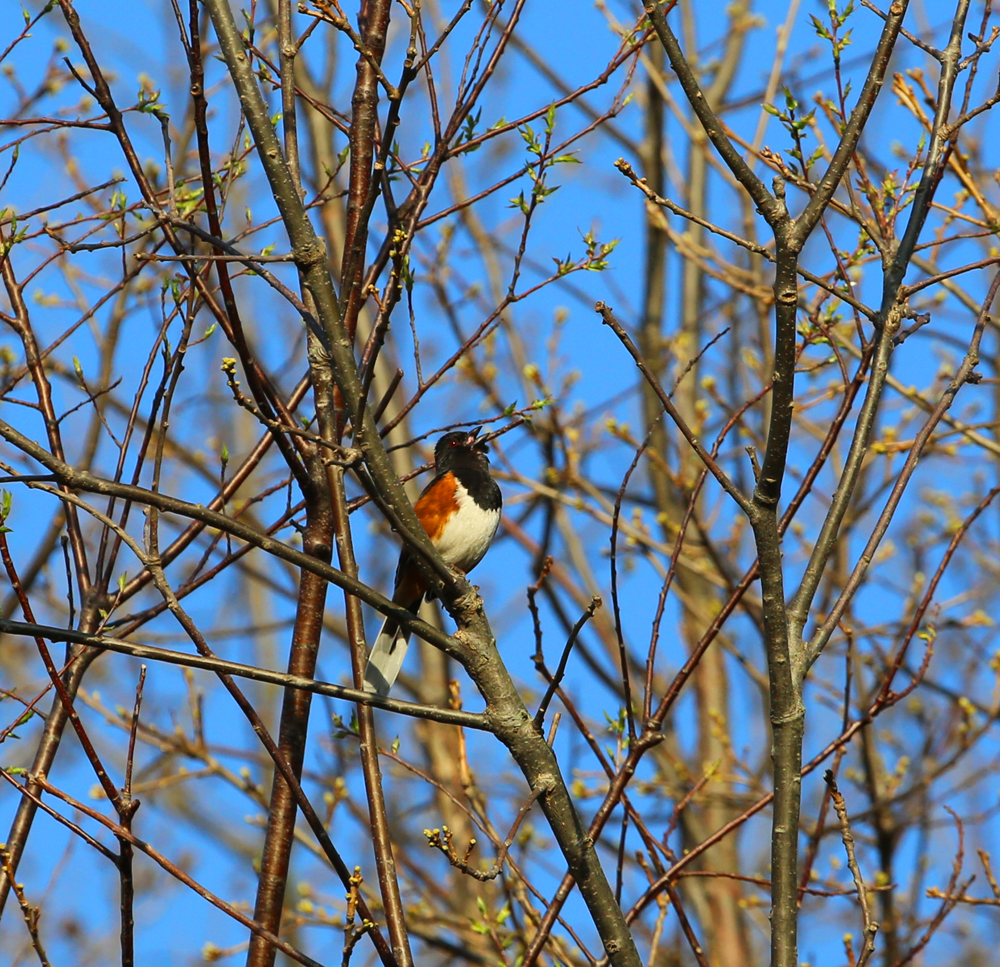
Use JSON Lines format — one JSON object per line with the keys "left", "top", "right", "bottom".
{"left": 364, "top": 598, "right": 422, "bottom": 696}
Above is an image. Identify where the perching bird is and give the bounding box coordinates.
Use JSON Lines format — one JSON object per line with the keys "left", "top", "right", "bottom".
{"left": 363, "top": 426, "right": 502, "bottom": 696}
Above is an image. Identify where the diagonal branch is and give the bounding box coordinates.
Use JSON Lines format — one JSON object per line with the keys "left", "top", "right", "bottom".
{"left": 0, "top": 425, "right": 461, "bottom": 657}
{"left": 204, "top": 3, "right": 645, "bottom": 962}
{"left": 0, "top": 617, "right": 489, "bottom": 729}
{"left": 788, "top": 0, "right": 973, "bottom": 651}
{"left": 643, "top": 1, "right": 779, "bottom": 224}
{"left": 794, "top": 1, "right": 908, "bottom": 245}
{"left": 807, "top": 267, "right": 998, "bottom": 662}
{"left": 597, "top": 302, "right": 752, "bottom": 515}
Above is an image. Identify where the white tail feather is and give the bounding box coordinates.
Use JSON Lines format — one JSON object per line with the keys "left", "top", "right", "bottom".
{"left": 363, "top": 618, "right": 411, "bottom": 696}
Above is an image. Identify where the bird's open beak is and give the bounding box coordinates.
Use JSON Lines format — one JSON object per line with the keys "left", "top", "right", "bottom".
{"left": 467, "top": 425, "right": 488, "bottom": 450}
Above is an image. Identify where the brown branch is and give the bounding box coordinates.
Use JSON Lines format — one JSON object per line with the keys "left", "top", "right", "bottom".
{"left": 204, "top": 3, "right": 645, "bottom": 962}
{"left": 10, "top": 773, "right": 327, "bottom": 967}
{"left": 808, "top": 267, "right": 999, "bottom": 661}
{"left": 0, "top": 843, "right": 53, "bottom": 967}
{"left": 330, "top": 461, "right": 414, "bottom": 967}
{"left": 825, "top": 771, "right": 879, "bottom": 967}
{"left": 596, "top": 302, "right": 752, "bottom": 515}
{"left": 0, "top": 618, "right": 488, "bottom": 730}
{"left": 643, "top": 1, "right": 778, "bottom": 223}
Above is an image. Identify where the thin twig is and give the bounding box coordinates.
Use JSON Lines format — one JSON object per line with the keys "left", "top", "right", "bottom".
{"left": 825, "top": 771, "right": 879, "bottom": 967}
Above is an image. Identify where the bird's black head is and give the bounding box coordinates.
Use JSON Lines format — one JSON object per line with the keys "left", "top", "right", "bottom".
{"left": 434, "top": 426, "right": 491, "bottom": 475}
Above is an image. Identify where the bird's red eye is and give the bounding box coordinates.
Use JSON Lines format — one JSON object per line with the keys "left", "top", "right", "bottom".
{"left": 449, "top": 439, "right": 458, "bottom": 447}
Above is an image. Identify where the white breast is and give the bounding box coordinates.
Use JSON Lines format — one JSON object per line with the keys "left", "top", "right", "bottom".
{"left": 433, "top": 478, "right": 501, "bottom": 574}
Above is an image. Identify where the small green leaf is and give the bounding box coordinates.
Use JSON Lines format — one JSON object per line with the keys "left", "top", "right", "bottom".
{"left": 508, "top": 192, "right": 529, "bottom": 215}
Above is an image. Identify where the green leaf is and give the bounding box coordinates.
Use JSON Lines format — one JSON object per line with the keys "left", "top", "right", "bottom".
{"left": 810, "top": 14, "right": 831, "bottom": 39}
{"left": 508, "top": 192, "right": 529, "bottom": 215}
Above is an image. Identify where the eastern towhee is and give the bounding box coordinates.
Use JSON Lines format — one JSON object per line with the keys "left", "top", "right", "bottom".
{"left": 363, "top": 426, "right": 502, "bottom": 696}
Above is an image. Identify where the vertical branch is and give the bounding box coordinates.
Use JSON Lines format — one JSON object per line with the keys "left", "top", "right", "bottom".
{"left": 637, "top": 12, "right": 756, "bottom": 961}
{"left": 788, "top": 0, "right": 970, "bottom": 650}
{"left": 329, "top": 466, "right": 414, "bottom": 967}
{"left": 206, "top": 5, "right": 645, "bottom": 963}
{"left": 278, "top": 0, "right": 303, "bottom": 192}
{"left": 750, "top": 223, "right": 803, "bottom": 967}
{"left": 0, "top": 255, "right": 90, "bottom": 591}
{"left": 323, "top": 37, "right": 414, "bottom": 953}
{"left": 245, "top": 551, "right": 332, "bottom": 967}
{"left": 0, "top": 237, "right": 103, "bottom": 915}
{"left": 636, "top": 39, "right": 671, "bottom": 600}
{"left": 118, "top": 665, "right": 146, "bottom": 967}
{"left": 340, "top": 0, "right": 393, "bottom": 340}
{"left": 244, "top": 5, "right": 336, "bottom": 964}
{"left": 0, "top": 845, "right": 53, "bottom": 967}
{"left": 825, "top": 771, "right": 879, "bottom": 967}
{"left": 643, "top": 4, "right": 913, "bottom": 965}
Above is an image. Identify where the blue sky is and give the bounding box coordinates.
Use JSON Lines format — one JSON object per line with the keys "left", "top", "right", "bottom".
{"left": 3, "top": 1, "right": 1000, "bottom": 964}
